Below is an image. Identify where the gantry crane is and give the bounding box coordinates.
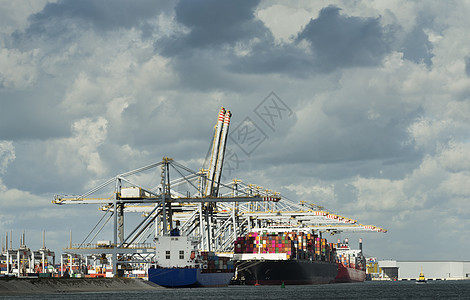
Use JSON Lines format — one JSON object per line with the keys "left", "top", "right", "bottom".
{"left": 52, "top": 107, "right": 386, "bottom": 276}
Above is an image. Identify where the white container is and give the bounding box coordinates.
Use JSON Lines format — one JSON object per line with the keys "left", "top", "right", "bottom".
{"left": 97, "top": 240, "right": 111, "bottom": 247}
{"left": 121, "top": 187, "right": 143, "bottom": 198}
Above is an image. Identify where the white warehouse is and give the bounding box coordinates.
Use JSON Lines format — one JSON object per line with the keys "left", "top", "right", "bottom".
{"left": 378, "top": 260, "right": 470, "bottom": 280}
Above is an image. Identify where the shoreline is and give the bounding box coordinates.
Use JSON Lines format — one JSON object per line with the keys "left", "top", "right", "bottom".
{"left": 0, "top": 277, "right": 165, "bottom": 296}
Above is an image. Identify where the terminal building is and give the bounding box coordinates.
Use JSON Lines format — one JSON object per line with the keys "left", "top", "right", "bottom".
{"left": 377, "top": 260, "right": 470, "bottom": 280}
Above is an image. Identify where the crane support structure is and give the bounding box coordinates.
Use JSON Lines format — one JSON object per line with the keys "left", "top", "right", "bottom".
{"left": 52, "top": 107, "right": 386, "bottom": 276}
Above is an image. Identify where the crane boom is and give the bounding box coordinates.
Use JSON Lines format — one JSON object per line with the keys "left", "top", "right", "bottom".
{"left": 213, "top": 110, "right": 231, "bottom": 196}
{"left": 206, "top": 107, "right": 226, "bottom": 196}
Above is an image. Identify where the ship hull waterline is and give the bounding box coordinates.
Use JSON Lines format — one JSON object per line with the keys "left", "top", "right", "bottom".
{"left": 333, "top": 263, "right": 366, "bottom": 283}
{"left": 237, "top": 260, "right": 338, "bottom": 286}
{"left": 148, "top": 268, "right": 234, "bottom": 288}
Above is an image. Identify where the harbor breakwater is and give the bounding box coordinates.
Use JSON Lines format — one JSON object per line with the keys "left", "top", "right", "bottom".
{"left": 0, "top": 277, "right": 164, "bottom": 295}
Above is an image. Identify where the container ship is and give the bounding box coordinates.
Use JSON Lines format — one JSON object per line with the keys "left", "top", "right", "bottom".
{"left": 148, "top": 232, "right": 234, "bottom": 288}
{"left": 333, "top": 238, "right": 366, "bottom": 283}
{"left": 233, "top": 231, "right": 338, "bottom": 285}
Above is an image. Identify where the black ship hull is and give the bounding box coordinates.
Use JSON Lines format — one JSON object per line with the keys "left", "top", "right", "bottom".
{"left": 237, "top": 260, "right": 338, "bottom": 285}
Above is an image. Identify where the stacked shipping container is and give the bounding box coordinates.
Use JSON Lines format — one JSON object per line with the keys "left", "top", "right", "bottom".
{"left": 337, "top": 253, "right": 358, "bottom": 268}
{"left": 0, "top": 263, "right": 6, "bottom": 274}
{"left": 199, "top": 251, "right": 234, "bottom": 273}
{"left": 234, "top": 232, "right": 336, "bottom": 262}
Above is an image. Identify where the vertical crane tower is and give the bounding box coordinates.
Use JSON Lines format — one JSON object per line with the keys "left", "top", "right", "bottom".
{"left": 206, "top": 107, "right": 232, "bottom": 197}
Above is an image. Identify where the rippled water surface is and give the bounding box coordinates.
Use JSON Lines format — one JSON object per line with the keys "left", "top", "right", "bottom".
{"left": 2, "top": 280, "right": 470, "bottom": 300}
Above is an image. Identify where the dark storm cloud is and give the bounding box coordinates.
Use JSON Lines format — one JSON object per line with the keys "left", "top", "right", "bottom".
{"left": 304, "top": 89, "right": 425, "bottom": 165}
{"left": 296, "top": 5, "right": 393, "bottom": 72}
{"left": 401, "top": 27, "right": 433, "bottom": 66}
{"left": 465, "top": 56, "right": 470, "bottom": 77}
{"left": 400, "top": 14, "right": 434, "bottom": 66}
{"left": 156, "top": 3, "right": 396, "bottom": 87}
{"left": 306, "top": 119, "right": 417, "bottom": 164}
{"left": 26, "top": 0, "right": 169, "bottom": 33}
{"left": 2, "top": 142, "right": 78, "bottom": 194}
{"left": 0, "top": 86, "right": 70, "bottom": 141}
{"left": 227, "top": 44, "right": 313, "bottom": 77}
{"left": 258, "top": 112, "right": 420, "bottom": 172}
{"left": 152, "top": 0, "right": 277, "bottom": 90}
{"left": 229, "top": 5, "right": 395, "bottom": 76}
{"left": 9, "top": 0, "right": 172, "bottom": 55}
{"left": 166, "top": 50, "right": 263, "bottom": 91}
{"left": 160, "top": 0, "right": 269, "bottom": 55}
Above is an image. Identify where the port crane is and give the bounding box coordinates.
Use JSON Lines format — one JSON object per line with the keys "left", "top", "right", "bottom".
{"left": 53, "top": 107, "right": 386, "bottom": 276}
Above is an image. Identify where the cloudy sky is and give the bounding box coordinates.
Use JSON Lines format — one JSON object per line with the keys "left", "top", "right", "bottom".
{"left": 1, "top": 0, "right": 470, "bottom": 261}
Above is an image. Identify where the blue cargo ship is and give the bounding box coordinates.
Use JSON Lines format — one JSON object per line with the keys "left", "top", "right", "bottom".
{"left": 148, "top": 268, "right": 234, "bottom": 288}
{"left": 147, "top": 234, "right": 234, "bottom": 288}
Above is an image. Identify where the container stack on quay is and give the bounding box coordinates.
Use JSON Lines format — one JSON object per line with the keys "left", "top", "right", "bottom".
{"left": 365, "top": 258, "right": 383, "bottom": 280}
{"left": 0, "top": 263, "right": 6, "bottom": 274}
{"left": 126, "top": 270, "right": 147, "bottom": 278}
{"left": 0, "top": 249, "right": 148, "bottom": 279}
{"left": 234, "top": 231, "right": 335, "bottom": 261}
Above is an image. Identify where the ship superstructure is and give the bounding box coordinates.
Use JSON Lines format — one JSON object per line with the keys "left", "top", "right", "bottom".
{"left": 148, "top": 233, "right": 234, "bottom": 287}
{"left": 333, "top": 238, "right": 366, "bottom": 283}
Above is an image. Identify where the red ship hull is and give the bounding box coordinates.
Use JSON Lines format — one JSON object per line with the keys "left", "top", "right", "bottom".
{"left": 333, "top": 263, "right": 366, "bottom": 283}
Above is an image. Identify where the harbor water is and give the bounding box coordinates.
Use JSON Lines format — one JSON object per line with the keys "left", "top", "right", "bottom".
{"left": 1, "top": 280, "right": 470, "bottom": 299}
